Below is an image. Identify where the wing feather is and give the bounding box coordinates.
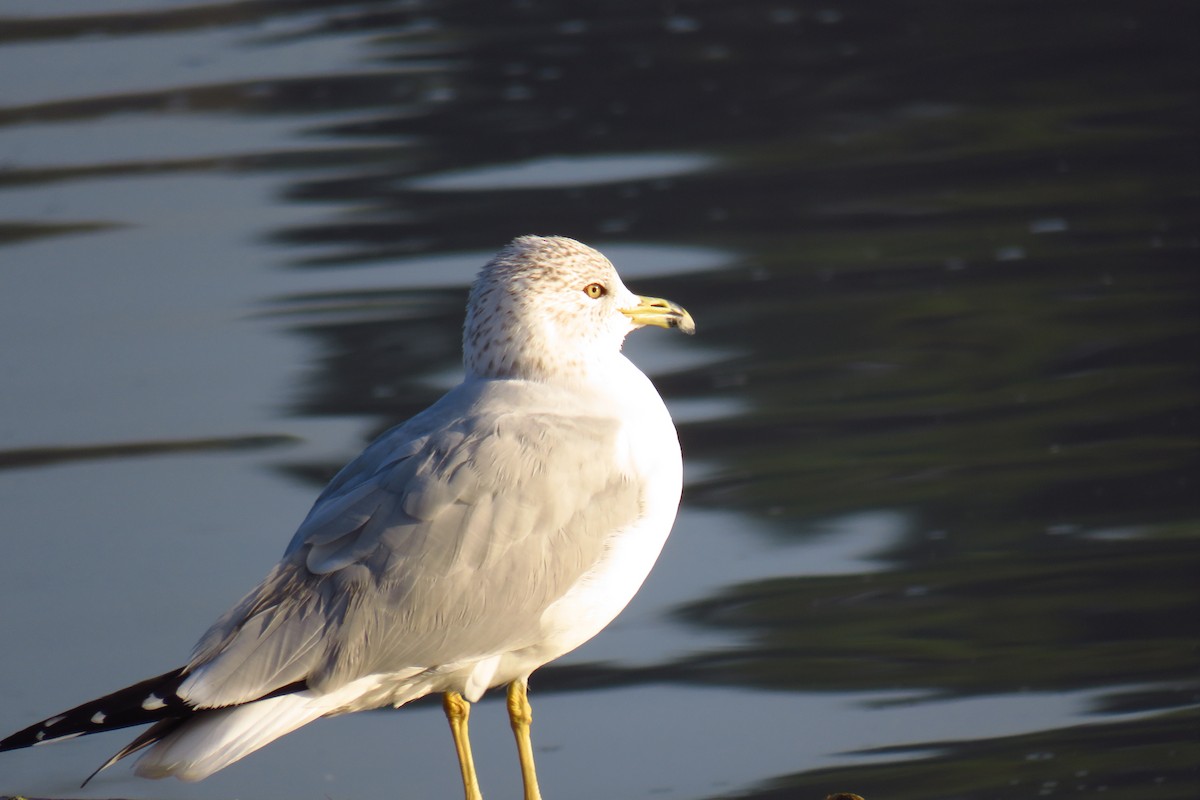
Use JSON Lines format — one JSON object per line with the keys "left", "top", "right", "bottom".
{"left": 180, "top": 380, "right": 643, "bottom": 708}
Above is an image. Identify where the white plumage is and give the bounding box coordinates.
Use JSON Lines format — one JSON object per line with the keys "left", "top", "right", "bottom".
{"left": 1, "top": 235, "right": 695, "bottom": 799}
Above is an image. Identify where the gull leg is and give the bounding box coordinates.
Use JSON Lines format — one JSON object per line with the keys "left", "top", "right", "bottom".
{"left": 443, "top": 691, "right": 484, "bottom": 800}
{"left": 507, "top": 679, "right": 543, "bottom": 800}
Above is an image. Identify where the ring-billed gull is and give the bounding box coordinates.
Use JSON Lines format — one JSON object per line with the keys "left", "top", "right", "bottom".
{"left": 1, "top": 235, "right": 695, "bottom": 800}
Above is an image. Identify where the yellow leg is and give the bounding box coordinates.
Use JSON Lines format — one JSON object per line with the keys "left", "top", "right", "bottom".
{"left": 506, "top": 680, "right": 543, "bottom": 800}
{"left": 443, "top": 691, "right": 484, "bottom": 800}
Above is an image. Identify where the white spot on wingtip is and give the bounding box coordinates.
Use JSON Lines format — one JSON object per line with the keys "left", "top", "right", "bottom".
{"left": 43, "top": 714, "right": 66, "bottom": 727}
{"left": 33, "top": 730, "right": 83, "bottom": 746}
{"left": 91, "top": 711, "right": 107, "bottom": 724}
{"left": 142, "top": 693, "right": 166, "bottom": 711}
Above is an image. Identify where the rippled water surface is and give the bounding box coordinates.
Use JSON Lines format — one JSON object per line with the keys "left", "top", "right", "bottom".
{"left": 1, "top": 2, "right": 1196, "bottom": 799}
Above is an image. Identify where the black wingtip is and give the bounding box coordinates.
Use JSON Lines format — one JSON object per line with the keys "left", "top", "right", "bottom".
{"left": 4, "top": 668, "right": 310, "bottom": 785}
{"left": 1, "top": 667, "right": 189, "bottom": 754}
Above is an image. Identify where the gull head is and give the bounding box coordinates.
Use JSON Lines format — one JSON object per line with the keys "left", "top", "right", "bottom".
{"left": 464, "top": 235, "right": 694, "bottom": 381}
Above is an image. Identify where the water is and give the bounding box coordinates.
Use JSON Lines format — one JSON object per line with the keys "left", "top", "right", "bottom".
{"left": 1, "top": 2, "right": 1196, "bottom": 799}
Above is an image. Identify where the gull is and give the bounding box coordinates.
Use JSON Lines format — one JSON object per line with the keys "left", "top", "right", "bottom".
{"left": 0, "top": 235, "right": 695, "bottom": 800}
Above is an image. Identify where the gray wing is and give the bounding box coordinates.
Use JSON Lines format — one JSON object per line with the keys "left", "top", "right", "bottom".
{"left": 179, "top": 382, "right": 643, "bottom": 707}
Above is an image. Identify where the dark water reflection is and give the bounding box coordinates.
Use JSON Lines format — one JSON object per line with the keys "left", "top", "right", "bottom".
{"left": 0, "top": 1, "right": 1196, "bottom": 798}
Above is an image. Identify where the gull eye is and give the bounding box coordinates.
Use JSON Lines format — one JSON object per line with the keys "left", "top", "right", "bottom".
{"left": 583, "top": 283, "right": 606, "bottom": 299}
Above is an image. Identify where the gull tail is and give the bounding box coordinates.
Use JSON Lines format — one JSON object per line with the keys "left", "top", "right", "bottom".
{"left": 2, "top": 668, "right": 328, "bottom": 785}
{"left": 0, "top": 668, "right": 192, "bottom": 784}
{"left": 131, "top": 691, "right": 334, "bottom": 781}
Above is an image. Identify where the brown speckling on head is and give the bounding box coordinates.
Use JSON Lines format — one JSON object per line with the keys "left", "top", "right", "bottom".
{"left": 463, "top": 236, "right": 641, "bottom": 381}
